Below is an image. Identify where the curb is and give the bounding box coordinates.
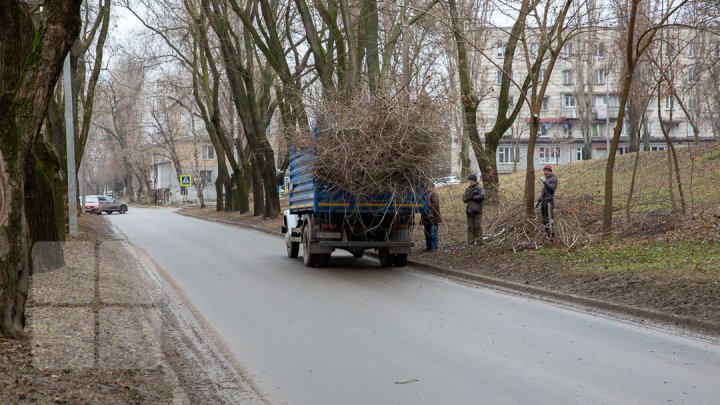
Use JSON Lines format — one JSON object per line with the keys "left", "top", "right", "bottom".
{"left": 177, "top": 210, "right": 720, "bottom": 337}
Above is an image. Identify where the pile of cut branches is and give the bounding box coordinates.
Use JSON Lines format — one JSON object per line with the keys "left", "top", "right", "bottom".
{"left": 311, "top": 94, "right": 447, "bottom": 197}
{"left": 483, "top": 197, "right": 601, "bottom": 251}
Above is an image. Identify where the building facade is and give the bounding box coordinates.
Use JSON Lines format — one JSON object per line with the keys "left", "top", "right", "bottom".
{"left": 153, "top": 136, "right": 218, "bottom": 203}
{"left": 461, "top": 26, "right": 718, "bottom": 175}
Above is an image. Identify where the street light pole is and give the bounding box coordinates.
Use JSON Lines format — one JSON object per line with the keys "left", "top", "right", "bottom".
{"left": 64, "top": 54, "right": 78, "bottom": 237}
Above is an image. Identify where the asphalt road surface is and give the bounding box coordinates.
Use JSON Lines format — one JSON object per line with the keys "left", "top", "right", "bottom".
{"left": 108, "top": 207, "right": 720, "bottom": 405}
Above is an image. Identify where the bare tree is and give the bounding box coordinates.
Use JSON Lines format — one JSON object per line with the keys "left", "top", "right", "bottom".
{"left": 201, "top": 0, "right": 283, "bottom": 217}
{"left": 521, "top": 0, "right": 576, "bottom": 217}
{"left": 601, "top": 0, "right": 688, "bottom": 238}
{"left": 93, "top": 58, "right": 146, "bottom": 202}
{"left": 147, "top": 95, "right": 188, "bottom": 202}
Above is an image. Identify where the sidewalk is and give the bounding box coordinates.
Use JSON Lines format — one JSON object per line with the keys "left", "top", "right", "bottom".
{"left": 1, "top": 215, "right": 266, "bottom": 404}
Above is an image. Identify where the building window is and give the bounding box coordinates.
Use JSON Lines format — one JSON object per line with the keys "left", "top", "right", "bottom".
{"left": 687, "top": 43, "right": 695, "bottom": 58}
{"left": 595, "top": 69, "right": 606, "bottom": 85}
{"left": 596, "top": 42, "right": 605, "bottom": 58}
{"left": 498, "top": 146, "right": 515, "bottom": 164}
{"left": 688, "top": 67, "right": 695, "bottom": 83}
{"left": 202, "top": 145, "right": 215, "bottom": 160}
{"left": 496, "top": 68, "right": 503, "bottom": 84}
{"left": 618, "top": 147, "right": 628, "bottom": 156}
{"left": 687, "top": 96, "right": 695, "bottom": 110}
{"left": 539, "top": 147, "right": 561, "bottom": 164}
{"left": 563, "top": 122, "right": 572, "bottom": 137}
{"left": 650, "top": 145, "right": 666, "bottom": 152}
{"left": 539, "top": 68, "right": 546, "bottom": 82}
{"left": 563, "top": 70, "right": 573, "bottom": 85}
{"left": 497, "top": 41, "right": 505, "bottom": 58}
{"left": 564, "top": 94, "right": 576, "bottom": 108}
{"left": 540, "top": 123, "right": 549, "bottom": 136}
{"left": 542, "top": 96, "right": 549, "bottom": 111}
{"left": 664, "top": 96, "right": 674, "bottom": 110}
{"left": 561, "top": 42, "right": 573, "bottom": 57}
{"left": 199, "top": 170, "right": 213, "bottom": 185}
{"left": 592, "top": 123, "right": 601, "bottom": 137}
{"left": 576, "top": 147, "right": 584, "bottom": 161}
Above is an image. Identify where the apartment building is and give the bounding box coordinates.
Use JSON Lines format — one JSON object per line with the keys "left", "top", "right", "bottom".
{"left": 464, "top": 26, "right": 718, "bottom": 175}
{"left": 153, "top": 136, "right": 218, "bottom": 203}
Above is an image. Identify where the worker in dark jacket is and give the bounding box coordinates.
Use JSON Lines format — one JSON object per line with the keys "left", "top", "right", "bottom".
{"left": 536, "top": 165, "right": 558, "bottom": 238}
{"left": 420, "top": 183, "right": 442, "bottom": 251}
{"left": 462, "top": 174, "right": 485, "bottom": 245}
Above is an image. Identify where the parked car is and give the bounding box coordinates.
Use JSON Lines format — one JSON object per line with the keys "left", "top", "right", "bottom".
{"left": 82, "top": 195, "right": 102, "bottom": 215}
{"left": 434, "top": 176, "right": 462, "bottom": 187}
{"left": 96, "top": 195, "right": 128, "bottom": 214}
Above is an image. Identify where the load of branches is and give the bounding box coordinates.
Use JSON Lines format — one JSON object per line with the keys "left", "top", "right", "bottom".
{"left": 309, "top": 94, "right": 447, "bottom": 197}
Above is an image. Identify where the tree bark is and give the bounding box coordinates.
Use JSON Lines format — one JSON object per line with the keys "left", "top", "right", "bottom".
{"left": 0, "top": 0, "right": 82, "bottom": 339}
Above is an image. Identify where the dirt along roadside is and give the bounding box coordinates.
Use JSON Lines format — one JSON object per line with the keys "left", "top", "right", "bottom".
{"left": 179, "top": 205, "right": 720, "bottom": 339}
{"left": 1, "top": 214, "right": 266, "bottom": 404}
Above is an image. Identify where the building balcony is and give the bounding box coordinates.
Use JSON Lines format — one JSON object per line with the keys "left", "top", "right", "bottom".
{"left": 595, "top": 105, "right": 620, "bottom": 120}
{"left": 561, "top": 108, "right": 577, "bottom": 119}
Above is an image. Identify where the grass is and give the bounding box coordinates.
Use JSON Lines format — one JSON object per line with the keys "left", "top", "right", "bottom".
{"left": 533, "top": 240, "right": 720, "bottom": 278}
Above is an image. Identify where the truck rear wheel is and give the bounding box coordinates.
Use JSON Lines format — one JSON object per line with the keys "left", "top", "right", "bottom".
{"left": 378, "top": 247, "right": 395, "bottom": 267}
{"left": 393, "top": 253, "right": 408, "bottom": 267}
{"left": 302, "top": 228, "right": 317, "bottom": 267}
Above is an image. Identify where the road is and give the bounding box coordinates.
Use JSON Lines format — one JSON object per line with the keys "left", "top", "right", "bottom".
{"left": 108, "top": 207, "right": 720, "bottom": 405}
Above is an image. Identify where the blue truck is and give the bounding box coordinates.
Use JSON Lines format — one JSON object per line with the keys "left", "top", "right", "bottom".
{"left": 282, "top": 147, "right": 428, "bottom": 267}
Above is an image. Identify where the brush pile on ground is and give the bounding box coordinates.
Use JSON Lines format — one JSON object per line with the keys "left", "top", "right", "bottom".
{"left": 310, "top": 94, "right": 447, "bottom": 198}
{"left": 483, "top": 197, "right": 602, "bottom": 251}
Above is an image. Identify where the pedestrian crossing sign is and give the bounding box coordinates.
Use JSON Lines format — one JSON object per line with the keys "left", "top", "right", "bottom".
{"left": 180, "top": 174, "right": 192, "bottom": 187}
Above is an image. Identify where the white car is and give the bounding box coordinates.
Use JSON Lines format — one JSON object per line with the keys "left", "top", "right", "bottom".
{"left": 434, "top": 176, "right": 462, "bottom": 187}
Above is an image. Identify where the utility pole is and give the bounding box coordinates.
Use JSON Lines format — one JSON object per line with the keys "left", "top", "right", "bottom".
{"left": 64, "top": 54, "right": 78, "bottom": 237}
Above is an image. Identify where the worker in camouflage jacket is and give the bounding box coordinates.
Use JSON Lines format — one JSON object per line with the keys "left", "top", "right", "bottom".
{"left": 462, "top": 174, "right": 485, "bottom": 245}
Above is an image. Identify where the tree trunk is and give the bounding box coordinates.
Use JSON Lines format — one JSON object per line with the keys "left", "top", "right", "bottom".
{"left": 25, "top": 141, "right": 66, "bottom": 271}
{"left": 251, "top": 156, "right": 264, "bottom": 216}
{"left": 0, "top": 0, "right": 82, "bottom": 339}
{"left": 524, "top": 117, "right": 539, "bottom": 217}
{"left": 625, "top": 116, "right": 645, "bottom": 221}
{"left": 447, "top": 0, "right": 482, "bottom": 184}
{"left": 657, "top": 104, "right": 686, "bottom": 215}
